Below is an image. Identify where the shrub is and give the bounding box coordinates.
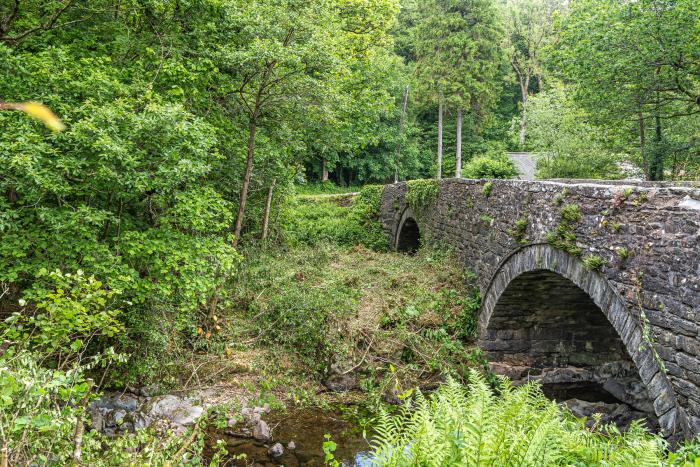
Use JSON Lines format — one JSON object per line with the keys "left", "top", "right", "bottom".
{"left": 3, "top": 269, "right": 123, "bottom": 363}
{"left": 463, "top": 155, "right": 518, "bottom": 179}
{"left": 0, "top": 348, "right": 220, "bottom": 466}
{"left": 0, "top": 272, "right": 224, "bottom": 466}
{"left": 368, "top": 374, "right": 667, "bottom": 466}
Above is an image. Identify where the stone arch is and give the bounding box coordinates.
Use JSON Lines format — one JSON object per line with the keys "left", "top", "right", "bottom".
{"left": 478, "top": 243, "right": 686, "bottom": 437}
{"left": 394, "top": 208, "right": 421, "bottom": 253}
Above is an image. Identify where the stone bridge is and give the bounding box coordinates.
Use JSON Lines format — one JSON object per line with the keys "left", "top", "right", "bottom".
{"left": 381, "top": 178, "right": 700, "bottom": 439}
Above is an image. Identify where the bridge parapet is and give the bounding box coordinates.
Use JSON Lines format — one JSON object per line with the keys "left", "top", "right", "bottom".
{"left": 381, "top": 178, "right": 700, "bottom": 438}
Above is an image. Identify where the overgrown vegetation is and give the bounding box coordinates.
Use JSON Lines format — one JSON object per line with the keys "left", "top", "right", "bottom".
{"left": 1, "top": 0, "right": 699, "bottom": 462}
{"left": 462, "top": 153, "right": 519, "bottom": 179}
{"left": 406, "top": 179, "right": 441, "bottom": 212}
{"left": 282, "top": 185, "right": 388, "bottom": 251}
{"left": 231, "top": 194, "right": 484, "bottom": 391}
{"left": 0, "top": 273, "right": 226, "bottom": 465}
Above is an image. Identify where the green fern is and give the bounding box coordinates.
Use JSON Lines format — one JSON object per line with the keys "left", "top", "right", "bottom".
{"left": 367, "top": 372, "right": 668, "bottom": 466}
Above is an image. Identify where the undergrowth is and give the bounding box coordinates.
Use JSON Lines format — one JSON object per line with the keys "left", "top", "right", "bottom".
{"left": 223, "top": 186, "right": 485, "bottom": 396}
{"left": 406, "top": 179, "right": 440, "bottom": 212}
{"left": 230, "top": 242, "right": 484, "bottom": 391}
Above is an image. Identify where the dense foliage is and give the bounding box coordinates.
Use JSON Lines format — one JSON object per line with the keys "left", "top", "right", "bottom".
{"left": 1, "top": 0, "right": 699, "bottom": 463}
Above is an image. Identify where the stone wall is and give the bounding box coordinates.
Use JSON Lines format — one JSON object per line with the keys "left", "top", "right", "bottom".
{"left": 381, "top": 178, "right": 700, "bottom": 438}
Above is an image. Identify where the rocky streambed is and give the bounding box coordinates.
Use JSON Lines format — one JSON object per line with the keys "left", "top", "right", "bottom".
{"left": 89, "top": 389, "right": 370, "bottom": 465}
{"left": 89, "top": 374, "right": 660, "bottom": 466}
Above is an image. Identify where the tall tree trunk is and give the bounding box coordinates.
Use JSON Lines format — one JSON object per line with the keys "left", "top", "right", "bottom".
{"left": 233, "top": 118, "right": 258, "bottom": 247}
{"left": 395, "top": 85, "right": 409, "bottom": 183}
{"left": 321, "top": 159, "right": 329, "bottom": 182}
{"left": 261, "top": 177, "right": 277, "bottom": 241}
{"left": 518, "top": 78, "right": 530, "bottom": 148}
{"left": 455, "top": 109, "right": 462, "bottom": 178}
{"left": 437, "top": 100, "right": 443, "bottom": 180}
{"left": 649, "top": 111, "right": 664, "bottom": 181}
{"left": 638, "top": 112, "right": 647, "bottom": 177}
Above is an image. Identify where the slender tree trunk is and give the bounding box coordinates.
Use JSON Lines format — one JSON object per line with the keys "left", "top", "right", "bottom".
{"left": 233, "top": 118, "right": 258, "bottom": 247}
{"left": 321, "top": 159, "right": 329, "bottom": 182}
{"left": 639, "top": 112, "right": 647, "bottom": 177}
{"left": 650, "top": 111, "right": 664, "bottom": 181}
{"left": 437, "top": 100, "right": 443, "bottom": 180}
{"left": 455, "top": 109, "right": 462, "bottom": 178}
{"left": 72, "top": 380, "right": 92, "bottom": 465}
{"left": 537, "top": 75, "right": 543, "bottom": 93}
{"left": 261, "top": 177, "right": 277, "bottom": 241}
{"left": 518, "top": 78, "right": 530, "bottom": 148}
{"left": 395, "top": 85, "right": 409, "bottom": 183}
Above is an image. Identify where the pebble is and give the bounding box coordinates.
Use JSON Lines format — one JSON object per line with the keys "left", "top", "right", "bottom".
{"left": 268, "top": 442, "right": 284, "bottom": 458}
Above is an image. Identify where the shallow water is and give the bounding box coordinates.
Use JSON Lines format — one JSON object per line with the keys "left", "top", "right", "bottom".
{"left": 210, "top": 407, "right": 370, "bottom": 466}
{"left": 541, "top": 381, "right": 623, "bottom": 404}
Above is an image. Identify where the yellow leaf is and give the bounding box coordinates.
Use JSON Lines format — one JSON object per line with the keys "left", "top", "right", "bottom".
{"left": 197, "top": 327, "right": 203, "bottom": 335}
{"left": 18, "top": 102, "right": 66, "bottom": 132}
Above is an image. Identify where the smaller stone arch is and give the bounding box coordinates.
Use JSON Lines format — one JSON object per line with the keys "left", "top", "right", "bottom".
{"left": 479, "top": 243, "right": 687, "bottom": 437}
{"left": 394, "top": 208, "right": 421, "bottom": 253}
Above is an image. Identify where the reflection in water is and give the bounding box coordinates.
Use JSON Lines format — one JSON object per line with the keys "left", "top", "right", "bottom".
{"left": 209, "top": 407, "right": 370, "bottom": 466}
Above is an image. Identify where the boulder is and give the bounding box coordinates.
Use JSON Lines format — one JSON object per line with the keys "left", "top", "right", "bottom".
{"left": 142, "top": 395, "right": 204, "bottom": 427}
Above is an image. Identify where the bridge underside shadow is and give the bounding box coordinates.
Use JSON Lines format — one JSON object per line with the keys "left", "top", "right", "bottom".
{"left": 484, "top": 270, "right": 629, "bottom": 369}
{"left": 395, "top": 209, "right": 420, "bottom": 253}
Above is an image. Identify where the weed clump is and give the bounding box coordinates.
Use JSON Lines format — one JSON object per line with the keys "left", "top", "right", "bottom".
{"left": 509, "top": 218, "right": 528, "bottom": 244}
{"left": 546, "top": 204, "right": 582, "bottom": 256}
{"left": 583, "top": 254, "right": 607, "bottom": 271}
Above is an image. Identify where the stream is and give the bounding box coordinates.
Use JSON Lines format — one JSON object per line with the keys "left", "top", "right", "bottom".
{"left": 208, "top": 406, "right": 371, "bottom": 466}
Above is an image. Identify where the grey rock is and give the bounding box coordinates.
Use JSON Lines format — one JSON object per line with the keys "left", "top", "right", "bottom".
{"left": 90, "top": 394, "right": 140, "bottom": 412}
{"left": 142, "top": 395, "right": 204, "bottom": 427}
{"left": 89, "top": 409, "right": 104, "bottom": 431}
{"left": 323, "top": 374, "right": 359, "bottom": 392}
{"left": 287, "top": 441, "right": 296, "bottom": 450}
{"left": 249, "top": 412, "right": 262, "bottom": 425}
{"left": 268, "top": 442, "right": 284, "bottom": 458}
{"left": 253, "top": 420, "right": 271, "bottom": 441}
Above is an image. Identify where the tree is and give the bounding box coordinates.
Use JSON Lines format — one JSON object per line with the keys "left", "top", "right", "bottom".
{"left": 555, "top": 0, "right": 700, "bottom": 180}
{"left": 210, "top": 0, "right": 342, "bottom": 246}
{"left": 527, "top": 83, "right": 625, "bottom": 179}
{"left": 503, "top": 0, "right": 559, "bottom": 147}
{"left": 413, "top": 0, "right": 504, "bottom": 179}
